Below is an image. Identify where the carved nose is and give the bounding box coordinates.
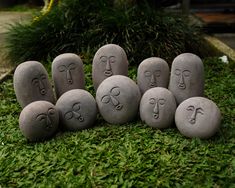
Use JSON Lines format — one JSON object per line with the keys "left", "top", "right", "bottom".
{"left": 106, "top": 61, "right": 111, "bottom": 71}
{"left": 150, "top": 74, "right": 156, "bottom": 86}
{"left": 39, "top": 80, "right": 46, "bottom": 95}
{"left": 66, "top": 70, "right": 73, "bottom": 84}
{"left": 153, "top": 102, "right": 159, "bottom": 119}
{"left": 73, "top": 111, "right": 84, "bottom": 122}
{"left": 189, "top": 110, "right": 197, "bottom": 124}
{"left": 46, "top": 117, "right": 52, "bottom": 128}
{"left": 178, "top": 74, "right": 186, "bottom": 89}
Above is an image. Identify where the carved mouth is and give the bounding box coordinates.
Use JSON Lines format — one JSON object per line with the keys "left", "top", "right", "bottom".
{"left": 45, "top": 124, "right": 52, "bottom": 129}
{"left": 189, "top": 119, "right": 196, "bottom": 124}
{"left": 78, "top": 116, "right": 84, "bottom": 122}
{"left": 68, "top": 79, "right": 73, "bottom": 84}
{"left": 149, "top": 83, "right": 157, "bottom": 88}
{"left": 40, "top": 89, "right": 46, "bottom": 95}
{"left": 104, "top": 70, "right": 113, "bottom": 77}
{"left": 115, "top": 104, "right": 123, "bottom": 111}
{"left": 178, "top": 84, "right": 186, "bottom": 89}
{"left": 153, "top": 113, "right": 159, "bottom": 119}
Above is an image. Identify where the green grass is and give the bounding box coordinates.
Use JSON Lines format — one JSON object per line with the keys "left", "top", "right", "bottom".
{"left": 0, "top": 57, "right": 235, "bottom": 187}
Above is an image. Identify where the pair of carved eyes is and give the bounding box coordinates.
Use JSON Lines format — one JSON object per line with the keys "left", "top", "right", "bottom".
{"left": 187, "top": 105, "right": 204, "bottom": 114}
{"left": 64, "top": 103, "right": 84, "bottom": 122}
{"left": 175, "top": 69, "right": 191, "bottom": 77}
{"left": 100, "top": 56, "right": 116, "bottom": 63}
{"left": 58, "top": 63, "right": 76, "bottom": 72}
{"left": 101, "top": 87, "right": 120, "bottom": 103}
{"left": 36, "top": 108, "right": 55, "bottom": 129}
{"left": 32, "top": 74, "right": 46, "bottom": 86}
{"left": 144, "top": 70, "right": 161, "bottom": 77}
{"left": 149, "top": 98, "right": 165, "bottom": 105}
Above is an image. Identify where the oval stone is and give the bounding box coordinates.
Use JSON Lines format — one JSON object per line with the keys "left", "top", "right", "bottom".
{"left": 168, "top": 53, "right": 204, "bottom": 104}
{"left": 137, "top": 57, "right": 169, "bottom": 95}
{"left": 56, "top": 89, "right": 97, "bottom": 131}
{"left": 52, "top": 53, "right": 85, "bottom": 99}
{"left": 92, "top": 44, "right": 128, "bottom": 90}
{"left": 175, "top": 97, "right": 221, "bottom": 139}
{"left": 19, "top": 101, "right": 59, "bottom": 142}
{"left": 14, "top": 61, "right": 55, "bottom": 108}
{"left": 96, "top": 75, "right": 141, "bottom": 124}
{"left": 140, "top": 87, "right": 176, "bottom": 129}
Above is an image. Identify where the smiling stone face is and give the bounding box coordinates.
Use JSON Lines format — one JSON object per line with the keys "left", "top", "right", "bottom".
{"left": 168, "top": 53, "right": 204, "bottom": 104}
{"left": 92, "top": 44, "right": 128, "bottom": 90}
{"left": 140, "top": 87, "right": 176, "bottom": 129}
{"left": 52, "top": 53, "right": 85, "bottom": 99}
{"left": 137, "top": 57, "right": 169, "bottom": 95}
{"left": 175, "top": 97, "right": 221, "bottom": 139}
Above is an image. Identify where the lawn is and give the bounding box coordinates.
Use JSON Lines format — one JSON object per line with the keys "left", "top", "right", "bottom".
{"left": 0, "top": 57, "right": 235, "bottom": 187}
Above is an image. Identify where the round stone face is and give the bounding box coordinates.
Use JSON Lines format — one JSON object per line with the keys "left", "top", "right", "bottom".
{"left": 168, "top": 53, "right": 204, "bottom": 104}
{"left": 96, "top": 75, "right": 141, "bottom": 124}
{"left": 92, "top": 44, "right": 128, "bottom": 90}
{"left": 52, "top": 53, "right": 85, "bottom": 99}
{"left": 137, "top": 57, "right": 169, "bottom": 95}
{"left": 56, "top": 89, "right": 97, "bottom": 131}
{"left": 14, "top": 61, "right": 55, "bottom": 108}
{"left": 175, "top": 97, "right": 221, "bottom": 139}
{"left": 19, "top": 101, "right": 59, "bottom": 142}
{"left": 140, "top": 87, "right": 176, "bottom": 129}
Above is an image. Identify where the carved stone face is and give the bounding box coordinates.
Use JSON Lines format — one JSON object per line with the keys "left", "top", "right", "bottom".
{"left": 14, "top": 61, "right": 55, "bottom": 108}
{"left": 96, "top": 75, "right": 141, "bottom": 124}
{"left": 137, "top": 57, "right": 169, "bottom": 95}
{"left": 52, "top": 53, "right": 85, "bottom": 99}
{"left": 19, "top": 101, "right": 59, "bottom": 142}
{"left": 175, "top": 97, "right": 221, "bottom": 139}
{"left": 92, "top": 44, "right": 128, "bottom": 90}
{"left": 56, "top": 89, "right": 97, "bottom": 131}
{"left": 140, "top": 87, "right": 176, "bottom": 129}
{"left": 168, "top": 53, "right": 204, "bottom": 104}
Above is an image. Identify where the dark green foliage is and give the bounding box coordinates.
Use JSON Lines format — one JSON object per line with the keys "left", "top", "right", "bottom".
{"left": 5, "top": 0, "right": 202, "bottom": 65}
{"left": 0, "top": 57, "right": 235, "bottom": 187}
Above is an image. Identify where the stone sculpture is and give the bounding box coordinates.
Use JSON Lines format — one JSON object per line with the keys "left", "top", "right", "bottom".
{"left": 52, "top": 53, "right": 85, "bottom": 98}
{"left": 14, "top": 61, "right": 55, "bottom": 108}
{"left": 175, "top": 97, "right": 221, "bottom": 139}
{"left": 168, "top": 53, "right": 204, "bottom": 104}
{"left": 140, "top": 87, "right": 176, "bottom": 129}
{"left": 92, "top": 44, "right": 128, "bottom": 90}
{"left": 19, "top": 101, "right": 59, "bottom": 142}
{"left": 96, "top": 75, "right": 141, "bottom": 124}
{"left": 56, "top": 89, "right": 97, "bottom": 131}
{"left": 137, "top": 57, "right": 169, "bottom": 95}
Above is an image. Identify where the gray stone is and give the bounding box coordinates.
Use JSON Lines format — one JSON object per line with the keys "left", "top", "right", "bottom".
{"left": 92, "top": 44, "right": 128, "bottom": 90}
{"left": 168, "top": 53, "right": 204, "bottom": 104}
{"left": 52, "top": 53, "right": 85, "bottom": 99}
{"left": 19, "top": 101, "right": 59, "bottom": 142}
{"left": 56, "top": 89, "right": 97, "bottom": 131}
{"left": 137, "top": 57, "right": 170, "bottom": 95}
{"left": 96, "top": 75, "right": 141, "bottom": 124}
{"left": 175, "top": 97, "right": 221, "bottom": 139}
{"left": 14, "top": 61, "right": 55, "bottom": 108}
{"left": 140, "top": 87, "right": 176, "bottom": 129}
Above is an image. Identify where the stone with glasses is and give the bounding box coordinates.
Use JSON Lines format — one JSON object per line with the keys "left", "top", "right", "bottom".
{"left": 175, "top": 97, "right": 221, "bottom": 139}
{"left": 140, "top": 87, "right": 176, "bottom": 129}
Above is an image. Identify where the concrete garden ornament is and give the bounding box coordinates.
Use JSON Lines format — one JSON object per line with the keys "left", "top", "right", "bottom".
{"left": 140, "top": 87, "right": 176, "bottom": 129}
{"left": 52, "top": 53, "right": 85, "bottom": 98}
{"left": 137, "top": 57, "right": 169, "bottom": 95}
{"left": 96, "top": 75, "right": 141, "bottom": 124}
{"left": 19, "top": 101, "right": 59, "bottom": 142}
{"left": 175, "top": 97, "right": 221, "bottom": 139}
{"left": 168, "top": 53, "right": 204, "bottom": 104}
{"left": 56, "top": 89, "right": 97, "bottom": 131}
{"left": 14, "top": 61, "right": 55, "bottom": 108}
{"left": 92, "top": 44, "right": 128, "bottom": 90}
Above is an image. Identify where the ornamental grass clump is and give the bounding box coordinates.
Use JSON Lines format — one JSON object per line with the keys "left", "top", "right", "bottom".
{"left": 5, "top": 0, "right": 202, "bottom": 65}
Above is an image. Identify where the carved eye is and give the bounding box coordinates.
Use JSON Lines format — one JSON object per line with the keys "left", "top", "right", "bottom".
{"left": 144, "top": 71, "right": 151, "bottom": 77}
{"left": 149, "top": 98, "right": 156, "bottom": 104}
{"left": 40, "top": 74, "right": 46, "bottom": 80}
{"left": 64, "top": 111, "right": 73, "bottom": 120}
{"left": 68, "top": 63, "right": 76, "bottom": 70}
{"left": 109, "top": 56, "right": 116, "bottom": 63}
{"left": 58, "top": 65, "right": 67, "bottom": 72}
{"left": 48, "top": 108, "right": 55, "bottom": 116}
{"left": 158, "top": 99, "right": 165, "bottom": 105}
{"left": 110, "top": 87, "right": 120, "bottom": 96}
{"left": 187, "top": 105, "right": 195, "bottom": 111}
{"left": 197, "top": 108, "right": 204, "bottom": 115}
{"left": 101, "top": 95, "right": 110, "bottom": 103}
{"left": 32, "top": 78, "right": 39, "bottom": 86}
{"left": 36, "top": 114, "right": 46, "bottom": 122}
{"left": 175, "top": 69, "right": 181, "bottom": 76}
{"left": 183, "top": 70, "right": 191, "bottom": 77}
{"left": 100, "top": 56, "right": 108, "bottom": 63}
{"left": 154, "top": 70, "right": 161, "bottom": 77}
{"left": 73, "top": 103, "right": 81, "bottom": 111}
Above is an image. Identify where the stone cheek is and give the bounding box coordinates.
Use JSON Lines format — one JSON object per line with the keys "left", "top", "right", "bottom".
{"left": 137, "top": 57, "right": 169, "bottom": 95}
{"left": 96, "top": 75, "right": 141, "bottom": 124}
{"left": 19, "top": 101, "right": 59, "bottom": 142}
{"left": 140, "top": 87, "right": 176, "bottom": 129}
{"left": 13, "top": 61, "right": 55, "bottom": 108}
{"left": 52, "top": 53, "right": 85, "bottom": 99}
{"left": 56, "top": 89, "right": 97, "bottom": 131}
{"left": 175, "top": 97, "right": 221, "bottom": 139}
{"left": 92, "top": 44, "right": 128, "bottom": 91}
